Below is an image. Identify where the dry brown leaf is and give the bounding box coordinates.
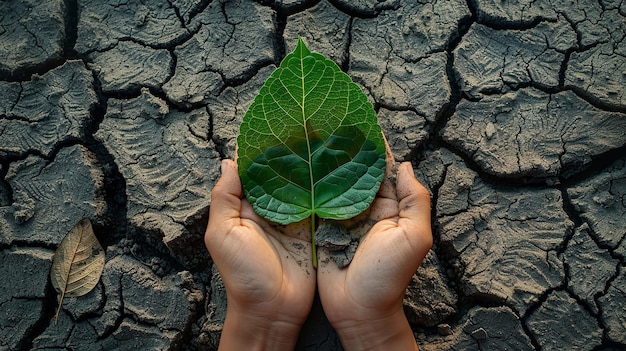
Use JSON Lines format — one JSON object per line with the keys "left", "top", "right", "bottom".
{"left": 50, "top": 218, "right": 105, "bottom": 324}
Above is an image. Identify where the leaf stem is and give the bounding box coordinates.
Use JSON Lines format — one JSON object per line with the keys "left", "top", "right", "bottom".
{"left": 311, "top": 214, "right": 317, "bottom": 269}
{"left": 54, "top": 290, "right": 65, "bottom": 324}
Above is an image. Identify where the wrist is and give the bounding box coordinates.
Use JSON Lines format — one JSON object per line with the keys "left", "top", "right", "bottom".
{"left": 219, "top": 305, "right": 303, "bottom": 350}
{"left": 332, "top": 308, "right": 418, "bottom": 351}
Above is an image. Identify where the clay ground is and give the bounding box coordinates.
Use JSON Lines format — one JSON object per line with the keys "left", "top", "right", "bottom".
{"left": 1, "top": 0, "right": 625, "bottom": 350}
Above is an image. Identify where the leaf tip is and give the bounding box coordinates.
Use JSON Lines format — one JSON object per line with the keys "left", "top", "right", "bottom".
{"left": 78, "top": 217, "right": 91, "bottom": 228}
{"left": 295, "top": 37, "right": 310, "bottom": 57}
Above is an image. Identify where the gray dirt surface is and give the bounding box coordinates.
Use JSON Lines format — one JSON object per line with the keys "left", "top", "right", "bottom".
{"left": 0, "top": 0, "right": 624, "bottom": 350}
{"left": 0, "top": 0, "right": 65, "bottom": 78}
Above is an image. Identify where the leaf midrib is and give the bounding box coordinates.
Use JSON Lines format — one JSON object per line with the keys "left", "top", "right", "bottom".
{"left": 299, "top": 42, "right": 320, "bottom": 268}
{"left": 299, "top": 44, "right": 315, "bottom": 218}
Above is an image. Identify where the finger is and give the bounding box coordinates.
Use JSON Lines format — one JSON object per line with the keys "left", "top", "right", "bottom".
{"left": 377, "top": 132, "right": 397, "bottom": 200}
{"left": 396, "top": 162, "right": 433, "bottom": 252}
{"left": 208, "top": 159, "right": 243, "bottom": 226}
{"left": 367, "top": 197, "right": 400, "bottom": 222}
{"left": 381, "top": 130, "right": 395, "bottom": 168}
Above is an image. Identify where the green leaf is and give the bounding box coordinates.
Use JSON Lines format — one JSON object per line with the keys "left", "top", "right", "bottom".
{"left": 237, "top": 38, "right": 386, "bottom": 266}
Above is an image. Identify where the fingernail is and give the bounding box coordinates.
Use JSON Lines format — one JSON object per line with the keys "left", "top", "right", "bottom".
{"left": 221, "top": 159, "right": 228, "bottom": 174}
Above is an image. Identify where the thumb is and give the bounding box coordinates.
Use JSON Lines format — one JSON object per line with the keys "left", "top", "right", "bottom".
{"left": 208, "top": 159, "right": 243, "bottom": 229}
{"left": 396, "top": 162, "right": 432, "bottom": 254}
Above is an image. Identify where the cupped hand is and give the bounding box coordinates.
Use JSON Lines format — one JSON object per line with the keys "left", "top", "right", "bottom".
{"left": 205, "top": 159, "right": 316, "bottom": 350}
{"left": 317, "top": 161, "right": 433, "bottom": 351}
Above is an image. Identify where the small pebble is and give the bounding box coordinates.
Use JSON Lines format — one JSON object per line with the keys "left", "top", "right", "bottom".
{"left": 471, "top": 327, "right": 488, "bottom": 340}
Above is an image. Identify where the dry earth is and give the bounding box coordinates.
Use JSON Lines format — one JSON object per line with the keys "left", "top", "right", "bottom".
{"left": 1, "top": 0, "right": 625, "bottom": 350}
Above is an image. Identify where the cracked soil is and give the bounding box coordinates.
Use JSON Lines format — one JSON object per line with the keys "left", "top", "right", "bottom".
{"left": 1, "top": 0, "right": 625, "bottom": 350}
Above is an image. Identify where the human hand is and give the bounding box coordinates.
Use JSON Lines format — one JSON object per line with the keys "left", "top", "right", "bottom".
{"left": 204, "top": 159, "right": 316, "bottom": 350}
{"left": 317, "top": 161, "right": 432, "bottom": 351}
